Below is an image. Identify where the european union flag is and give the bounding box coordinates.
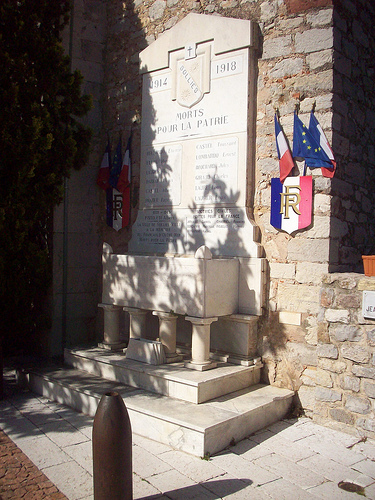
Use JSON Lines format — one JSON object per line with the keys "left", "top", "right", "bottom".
{"left": 292, "top": 111, "right": 332, "bottom": 169}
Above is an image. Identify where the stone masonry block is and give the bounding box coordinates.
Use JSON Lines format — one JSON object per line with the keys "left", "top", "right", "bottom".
{"left": 340, "top": 375, "right": 360, "bottom": 392}
{"left": 330, "top": 324, "right": 363, "bottom": 342}
{"left": 341, "top": 345, "right": 370, "bottom": 364}
{"left": 278, "top": 283, "right": 320, "bottom": 314}
{"left": 301, "top": 367, "right": 316, "bottom": 387}
{"left": 257, "top": 157, "right": 278, "bottom": 175}
{"left": 314, "top": 401, "right": 329, "bottom": 418}
{"left": 287, "top": 238, "right": 330, "bottom": 263}
{"left": 297, "top": 385, "right": 315, "bottom": 411}
{"left": 269, "top": 262, "right": 296, "bottom": 280}
{"left": 325, "top": 309, "right": 349, "bottom": 323}
{"left": 352, "top": 366, "right": 375, "bottom": 380}
{"left": 306, "top": 8, "right": 333, "bottom": 27}
{"left": 149, "top": 0, "right": 166, "bottom": 20}
{"left": 364, "top": 381, "right": 375, "bottom": 399}
{"left": 345, "top": 395, "right": 371, "bottom": 414}
{"left": 358, "top": 278, "right": 375, "bottom": 291}
{"left": 305, "top": 315, "right": 318, "bottom": 345}
{"left": 295, "top": 28, "right": 333, "bottom": 53}
{"left": 316, "top": 368, "right": 332, "bottom": 387}
{"left": 357, "top": 418, "right": 375, "bottom": 433}
{"left": 262, "top": 36, "right": 292, "bottom": 59}
{"left": 320, "top": 288, "right": 334, "bottom": 307}
{"left": 287, "top": 70, "right": 333, "bottom": 94}
{"left": 269, "top": 58, "right": 303, "bottom": 78}
{"left": 318, "top": 358, "right": 347, "bottom": 374}
{"left": 260, "top": 1, "right": 278, "bottom": 22}
{"left": 312, "top": 193, "right": 331, "bottom": 213}
{"left": 338, "top": 274, "right": 360, "bottom": 290}
{"left": 315, "top": 387, "right": 342, "bottom": 402}
{"left": 287, "top": 342, "right": 317, "bottom": 366}
{"left": 317, "top": 322, "right": 330, "bottom": 343}
{"left": 329, "top": 408, "right": 355, "bottom": 426}
{"left": 304, "top": 216, "right": 330, "bottom": 238}
{"left": 335, "top": 291, "right": 361, "bottom": 309}
{"left": 278, "top": 17, "right": 304, "bottom": 30}
{"left": 317, "top": 344, "right": 338, "bottom": 359}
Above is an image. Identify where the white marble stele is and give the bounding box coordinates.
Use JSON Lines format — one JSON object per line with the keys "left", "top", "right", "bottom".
{"left": 98, "top": 14, "right": 266, "bottom": 379}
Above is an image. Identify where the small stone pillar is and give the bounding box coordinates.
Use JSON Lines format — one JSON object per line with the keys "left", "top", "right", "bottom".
{"left": 185, "top": 316, "right": 218, "bottom": 371}
{"left": 152, "top": 311, "right": 183, "bottom": 363}
{"left": 123, "top": 307, "right": 147, "bottom": 339}
{"left": 98, "top": 304, "right": 126, "bottom": 351}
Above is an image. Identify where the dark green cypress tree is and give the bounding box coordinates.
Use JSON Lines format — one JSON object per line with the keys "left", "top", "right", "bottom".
{"left": 0, "top": 0, "right": 92, "bottom": 360}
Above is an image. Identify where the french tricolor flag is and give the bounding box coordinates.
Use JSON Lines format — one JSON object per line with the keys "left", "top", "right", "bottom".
{"left": 275, "top": 114, "right": 294, "bottom": 183}
{"left": 270, "top": 176, "right": 312, "bottom": 234}
{"left": 309, "top": 111, "right": 336, "bottom": 178}
{"left": 96, "top": 141, "right": 111, "bottom": 190}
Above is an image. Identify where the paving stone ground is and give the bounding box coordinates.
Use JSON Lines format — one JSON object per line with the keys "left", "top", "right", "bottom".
{"left": 1, "top": 369, "right": 375, "bottom": 500}
{"left": 0, "top": 429, "right": 67, "bottom": 500}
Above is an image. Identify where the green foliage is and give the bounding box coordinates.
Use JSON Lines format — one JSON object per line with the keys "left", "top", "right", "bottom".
{"left": 0, "top": 0, "right": 92, "bottom": 354}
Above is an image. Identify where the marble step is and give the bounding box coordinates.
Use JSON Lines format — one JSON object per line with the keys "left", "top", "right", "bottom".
{"left": 24, "top": 366, "right": 294, "bottom": 458}
{"left": 64, "top": 347, "right": 263, "bottom": 404}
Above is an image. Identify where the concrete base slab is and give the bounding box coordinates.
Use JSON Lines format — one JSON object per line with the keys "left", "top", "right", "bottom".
{"left": 65, "top": 347, "right": 263, "bottom": 404}
{"left": 24, "top": 366, "right": 294, "bottom": 457}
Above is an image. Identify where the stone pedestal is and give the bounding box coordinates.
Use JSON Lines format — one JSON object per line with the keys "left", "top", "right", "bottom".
{"left": 98, "top": 304, "right": 126, "bottom": 351}
{"left": 125, "top": 338, "right": 166, "bottom": 365}
{"left": 152, "top": 311, "right": 183, "bottom": 363}
{"left": 123, "top": 307, "right": 147, "bottom": 340}
{"left": 211, "top": 314, "right": 260, "bottom": 366}
{"left": 185, "top": 316, "right": 218, "bottom": 371}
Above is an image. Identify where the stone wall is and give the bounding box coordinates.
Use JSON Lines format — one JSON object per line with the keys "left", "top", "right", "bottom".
{"left": 311, "top": 274, "right": 375, "bottom": 439}
{"left": 258, "top": 0, "right": 375, "bottom": 425}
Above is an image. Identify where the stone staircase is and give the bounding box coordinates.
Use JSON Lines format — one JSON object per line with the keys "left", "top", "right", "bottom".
{"left": 24, "top": 347, "right": 294, "bottom": 457}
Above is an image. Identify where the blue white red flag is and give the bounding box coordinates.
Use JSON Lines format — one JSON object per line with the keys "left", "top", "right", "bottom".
{"left": 107, "top": 134, "right": 133, "bottom": 230}
{"left": 117, "top": 134, "right": 132, "bottom": 193}
{"left": 106, "top": 188, "right": 113, "bottom": 228}
{"left": 96, "top": 141, "right": 111, "bottom": 190}
{"left": 117, "top": 134, "right": 132, "bottom": 227}
{"left": 308, "top": 111, "right": 336, "bottom": 178}
{"left": 275, "top": 114, "right": 294, "bottom": 183}
{"left": 109, "top": 137, "right": 122, "bottom": 189}
{"left": 270, "top": 176, "right": 312, "bottom": 234}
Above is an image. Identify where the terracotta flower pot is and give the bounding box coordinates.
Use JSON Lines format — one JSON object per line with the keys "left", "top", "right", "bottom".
{"left": 362, "top": 256, "right": 375, "bottom": 277}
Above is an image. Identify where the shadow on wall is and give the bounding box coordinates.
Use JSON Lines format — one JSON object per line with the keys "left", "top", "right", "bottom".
{"left": 330, "top": 3, "right": 375, "bottom": 272}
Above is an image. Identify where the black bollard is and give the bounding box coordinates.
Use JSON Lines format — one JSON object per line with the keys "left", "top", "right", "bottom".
{"left": 93, "top": 391, "right": 133, "bottom": 500}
